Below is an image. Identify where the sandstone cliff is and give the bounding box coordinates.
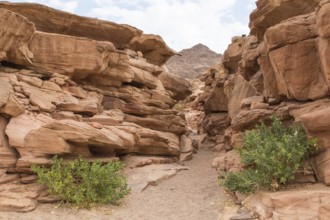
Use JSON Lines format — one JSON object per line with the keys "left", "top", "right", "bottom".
{"left": 193, "top": 0, "right": 330, "bottom": 219}
{"left": 166, "top": 44, "right": 222, "bottom": 79}
{"left": 0, "top": 2, "right": 192, "bottom": 212}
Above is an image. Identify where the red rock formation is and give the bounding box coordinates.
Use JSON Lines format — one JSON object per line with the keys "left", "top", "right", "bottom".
{"left": 0, "top": 3, "right": 192, "bottom": 212}
{"left": 193, "top": 1, "right": 330, "bottom": 218}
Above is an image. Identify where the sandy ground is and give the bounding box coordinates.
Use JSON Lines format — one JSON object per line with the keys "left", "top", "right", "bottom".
{"left": 0, "top": 150, "right": 237, "bottom": 220}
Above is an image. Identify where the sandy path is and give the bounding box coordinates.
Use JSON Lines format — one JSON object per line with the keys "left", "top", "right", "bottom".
{"left": 111, "top": 150, "right": 234, "bottom": 220}
{"left": 0, "top": 150, "right": 235, "bottom": 220}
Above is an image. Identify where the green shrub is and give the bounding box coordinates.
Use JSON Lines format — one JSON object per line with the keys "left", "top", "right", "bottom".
{"left": 173, "top": 102, "right": 184, "bottom": 111}
{"left": 32, "top": 156, "right": 130, "bottom": 207}
{"left": 220, "top": 116, "right": 318, "bottom": 194}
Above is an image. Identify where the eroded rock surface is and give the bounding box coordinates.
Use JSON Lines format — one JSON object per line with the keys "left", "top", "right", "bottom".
{"left": 0, "top": 3, "right": 191, "bottom": 212}
{"left": 244, "top": 185, "right": 330, "bottom": 219}
{"left": 192, "top": 1, "right": 330, "bottom": 219}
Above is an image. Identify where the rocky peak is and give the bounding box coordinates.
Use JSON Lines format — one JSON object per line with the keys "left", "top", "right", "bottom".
{"left": 165, "top": 43, "right": 222, "bottom": 79}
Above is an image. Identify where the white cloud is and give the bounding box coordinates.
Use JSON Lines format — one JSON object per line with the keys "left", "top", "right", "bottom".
{"left": 11, "top": 0, "right": 78, "bottom": 13}
{"left": 247, "top": 1, "right": 257, "bottom": 11}
{"left": 88, "top": 0, "right": 250, "bottom": 53}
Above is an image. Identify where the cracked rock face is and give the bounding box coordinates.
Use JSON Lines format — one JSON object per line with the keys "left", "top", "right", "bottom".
{"left": 0, "top": 3, "right": 192, "bottom": 212}
{"left": 193, "top": 1, "right": 330, "bottom": 219}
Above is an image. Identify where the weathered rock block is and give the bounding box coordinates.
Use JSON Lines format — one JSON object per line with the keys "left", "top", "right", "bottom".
{"left": 269, "top": 39, "right": 329, "bottom": 100}
{"left": 223, "top": 36, "right": 244, "bottom": 74}
{"left": 250, "top": 0, "right": 321, "bottom": 39}
{"left": 202, "top": 113, "right": 230, "bottom": 136}
{"left": 227, "top": 75, "right": 258, "bottom": 120}
{"left": 29, "top": 32, "right": 115, "bottom": 78}
{"left": 0, "top": 2, "right": 142, "bottom": 49}
{"left": 204, "top": 81, "right": 229, "bottom": 113}
{"left": 317, "top": 0, "right": 330, "bottom": 38}
{"left": 129, "top": 34, "right": 176, "bottom": 66}
{"left": 244, "top": 187, "right": 330, "bottom": 219}
{"left": 313, "top": 150, "right": 330, "bottom": 185}
{"left": 125, "top": 114, "right": 186, "bottom": 134}
{"left": 264, "top": 13, "right": 317, "bottom": 51}
{"left": 0, "top": 8, "right": 35, "bottom": 65}
{"left": 0, "top": 79, "right": 25, "bottom": 116}
{"left": 158, "top": 72, "right": 192, "bottom": 101}
{"left": 300, "top": 106, "right": 330, "bottom": 149}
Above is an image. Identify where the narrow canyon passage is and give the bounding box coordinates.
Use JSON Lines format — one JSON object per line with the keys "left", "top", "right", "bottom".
{"left": 0, "top": 149, "right": 235, "bottom": 220}
{"left": 110, "top": 149, "right": 234, "bottom": 220}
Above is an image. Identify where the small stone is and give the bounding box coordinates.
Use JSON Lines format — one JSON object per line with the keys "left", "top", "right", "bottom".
{"left": 229, "top": 212, "right": 253, "bottom": 220}
{"left": 267, "top": 97, "right": 280, "bottom": 105}
{"left": 51, "top": 77, "right": 66, "bottom": 86}
{"left": 13, "top": 86, "right": 23, "bottom": 93}
{"left": 180, "top": 135, "right": 193, "bottom": 153}
{"left": 250, "top": 101, "right": 269, "bottom": 110}
{"left": 18, "top": 75, "right": 43, "bottom": 88}
{"left": 68, "top": 86, "right": 87, "bottom": 99}
{"left": 180, "top": 152, "right": 193, "bottom": 162}
{"left": 15, "top": 92, "right": 26, "bottom": 99}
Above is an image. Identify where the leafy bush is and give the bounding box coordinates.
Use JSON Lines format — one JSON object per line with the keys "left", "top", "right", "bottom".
{"left": 32, "top": 156, "right": 130, "bottom": 207}
{"left": 173, "top": 103, "right": 184, "bottom": 111}
{"left": 220, "top": 116, "right": 318, "bottom": 194}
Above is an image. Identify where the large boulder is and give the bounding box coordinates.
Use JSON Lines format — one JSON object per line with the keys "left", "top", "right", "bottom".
{"left": 202, "top": 113, "right": 230, "bottom": 136}
{"left": 204, "top": 80, "right": 229, "bottom": 113}
{"left": 158, "top": 72, "right": 192, "bottom": 101}
{"left": 300, "top": 107, "right": 330, "bottom": 185}
{"left": 244, "top": 186, "right": 330, "bottom": 219}
{"left": 0, "top": 184, "right": 39, "bottom": 212}
{"left": 268, "top": 39, "right": 329, "bottom": 100}
{"left": 28, "top": 31, "right": 115, "bottom": 78}
{"left": 124, "top": 114, "right": 186, "bottom": 134}
{"left": 300, "top": 107, "right": 330, "bottom": 149}
{"left": 264, "top": 13, "right": 318, "bottom": 51}
{"left": 227, "top": 75, "right": 258, "bottom": 120}
{"left": 222, "top": 36, "right": 245, "bottom": 74}
{"left": 129, "top": 34, "right": 176, "bottom": 66}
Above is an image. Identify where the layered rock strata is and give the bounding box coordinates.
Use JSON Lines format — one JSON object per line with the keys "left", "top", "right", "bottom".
{"left": 0, "top": 3, "right": 191, "bottom": 212}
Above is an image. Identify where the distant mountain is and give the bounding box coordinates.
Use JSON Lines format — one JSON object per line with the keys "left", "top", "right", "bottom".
{"left": 165, "top": 44, "right": 222, "bottom": 79}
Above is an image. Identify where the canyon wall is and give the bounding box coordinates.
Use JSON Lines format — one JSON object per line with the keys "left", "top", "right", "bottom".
{"left": 193, "top": 0, "right": 330, "bottom": 219}
{"left": 0, "top": 2, "right": 192, "bottom": 212}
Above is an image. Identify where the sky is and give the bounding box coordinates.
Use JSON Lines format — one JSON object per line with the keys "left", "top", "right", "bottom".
{"left": 7, "top": 0, "right": 256, "bottom": 53}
